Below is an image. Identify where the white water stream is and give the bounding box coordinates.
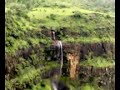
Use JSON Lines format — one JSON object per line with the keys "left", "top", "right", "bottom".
{"left": 51, "top": 31, "right": 63, "bottom": 90}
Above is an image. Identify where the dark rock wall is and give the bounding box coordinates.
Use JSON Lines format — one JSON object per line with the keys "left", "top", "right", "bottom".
{"left": 78, "top": 66, "right": 115, "bottom": 90}
{"left": 63, "top": 42, "right": 115, "bottom": 61}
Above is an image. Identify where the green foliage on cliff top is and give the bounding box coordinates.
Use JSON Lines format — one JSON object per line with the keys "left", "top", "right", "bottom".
{"left": 5, "top": 0, "right": 115, "bottom": 54}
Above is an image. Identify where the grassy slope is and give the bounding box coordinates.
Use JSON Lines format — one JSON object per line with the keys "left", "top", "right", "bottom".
{"left": 27, "top": 7, "right": 114, "bottom": 43}
{"left": 5, "top": 0, "right": 115, "bottom": 54}
{"left": 80, "top": 57, "right": 115, "bottom": 68}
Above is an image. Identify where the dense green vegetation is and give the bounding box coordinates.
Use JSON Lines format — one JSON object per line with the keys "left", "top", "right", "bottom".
{"left": 5, "top": 0, "right": 115, "bottom": 90}
{"left": 5, "top": 0, "right": 115, "bottom": 54}
{"left": 80, "top": 55, "right": 115, "bottom": 68}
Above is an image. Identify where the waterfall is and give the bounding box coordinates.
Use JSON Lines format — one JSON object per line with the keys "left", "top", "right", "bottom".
{"left": 51, "top": 30, "right": 56, "bottom": 40}
{"left": 50, "top": 30, "right": 64, "bottom": 90}
{"left": 51, "top": 30, "right": 63, "bottom": 75}
{"left": 55, "top": 40, "right": 63, "bottom": 76}
{"left": 58, "top": 41, "right": 63, "bottom": 76}
{"left": 52, "top": 32, "right": 56, "bottom": 40}
{"left": 51, "top": 81, "right": 58, "bottom": 90}
{"left": 51, "top": 41, "right": 63, "bottom": 90}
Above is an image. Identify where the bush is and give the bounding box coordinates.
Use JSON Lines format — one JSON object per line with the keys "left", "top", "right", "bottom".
{"left": 72, "top": 11, "right": 82, "bottom": 18}
{"left": 49, "top": 14, "right": 56, "bottom": 20}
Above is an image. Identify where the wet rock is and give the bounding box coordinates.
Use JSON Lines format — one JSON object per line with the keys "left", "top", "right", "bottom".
{"left": 25, "top": 82, "right": 32, "bottom": 89}
{"left": 51, "top": 79, "right": 70, "bottom": 90}
{"left": 88, "top": 76, "right": 94, "bottom": 82}
{"left": 41, "top": 83, "right": 46, "bottom": 87}
{"left": 79, "top": 73, "right": 86, "bottom": 79}
{"left": 58, "top": 81, "right": 70, "bottom": 90}
{"left": 42, "top": 67, "right": 61, "bottom": 78}
{"left": 62, "top": 42, "right": 114, "bottom": 61}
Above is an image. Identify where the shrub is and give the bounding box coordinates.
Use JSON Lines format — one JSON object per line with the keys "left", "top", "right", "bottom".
{"left": 72, "top": 11, "right": 82, "bottom": 18}
{"left": 49, "top": 14, "right": 56, "bottom": 20}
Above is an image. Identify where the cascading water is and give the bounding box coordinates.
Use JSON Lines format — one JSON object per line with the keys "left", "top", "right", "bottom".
{"left": 51, "top": 30, "right": 63, "bottom": 76}
{"left": 51, "top": 80, "right": 58, "bottom": 90}
{"left": 51, "top": 30, "right": 63, "bottom": 90}
{"left": 56, "top": 40, "right": 63, "bottom": 76}
{"left": 60, "top": 41, "right": 63, "bottom": 76}
{"left": 51, "top": 30, "right": 56, "bottom": 40}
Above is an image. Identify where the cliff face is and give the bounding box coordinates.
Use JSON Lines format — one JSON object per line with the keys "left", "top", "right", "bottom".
{"left": 5, "top": 31, "right": 114, "bottom": 89}
{"left": 79, "top": 66, "right": 115, "bottom": 90}
{"left": 45, "top": 42, "right": 114, "bottom": 62}
{"left": 40, "top": 64, "right": 114, "bottom": 90}
{"left": 41, "top": 41, "right": 114, "bottom": 89}
{"left": 63, "top": 42, "right": 114, "bottom": 60}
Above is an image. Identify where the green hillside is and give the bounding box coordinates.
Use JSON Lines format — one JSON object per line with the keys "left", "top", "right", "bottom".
{"left": 5, "top": 0, "right": 115, "bottom": 90}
